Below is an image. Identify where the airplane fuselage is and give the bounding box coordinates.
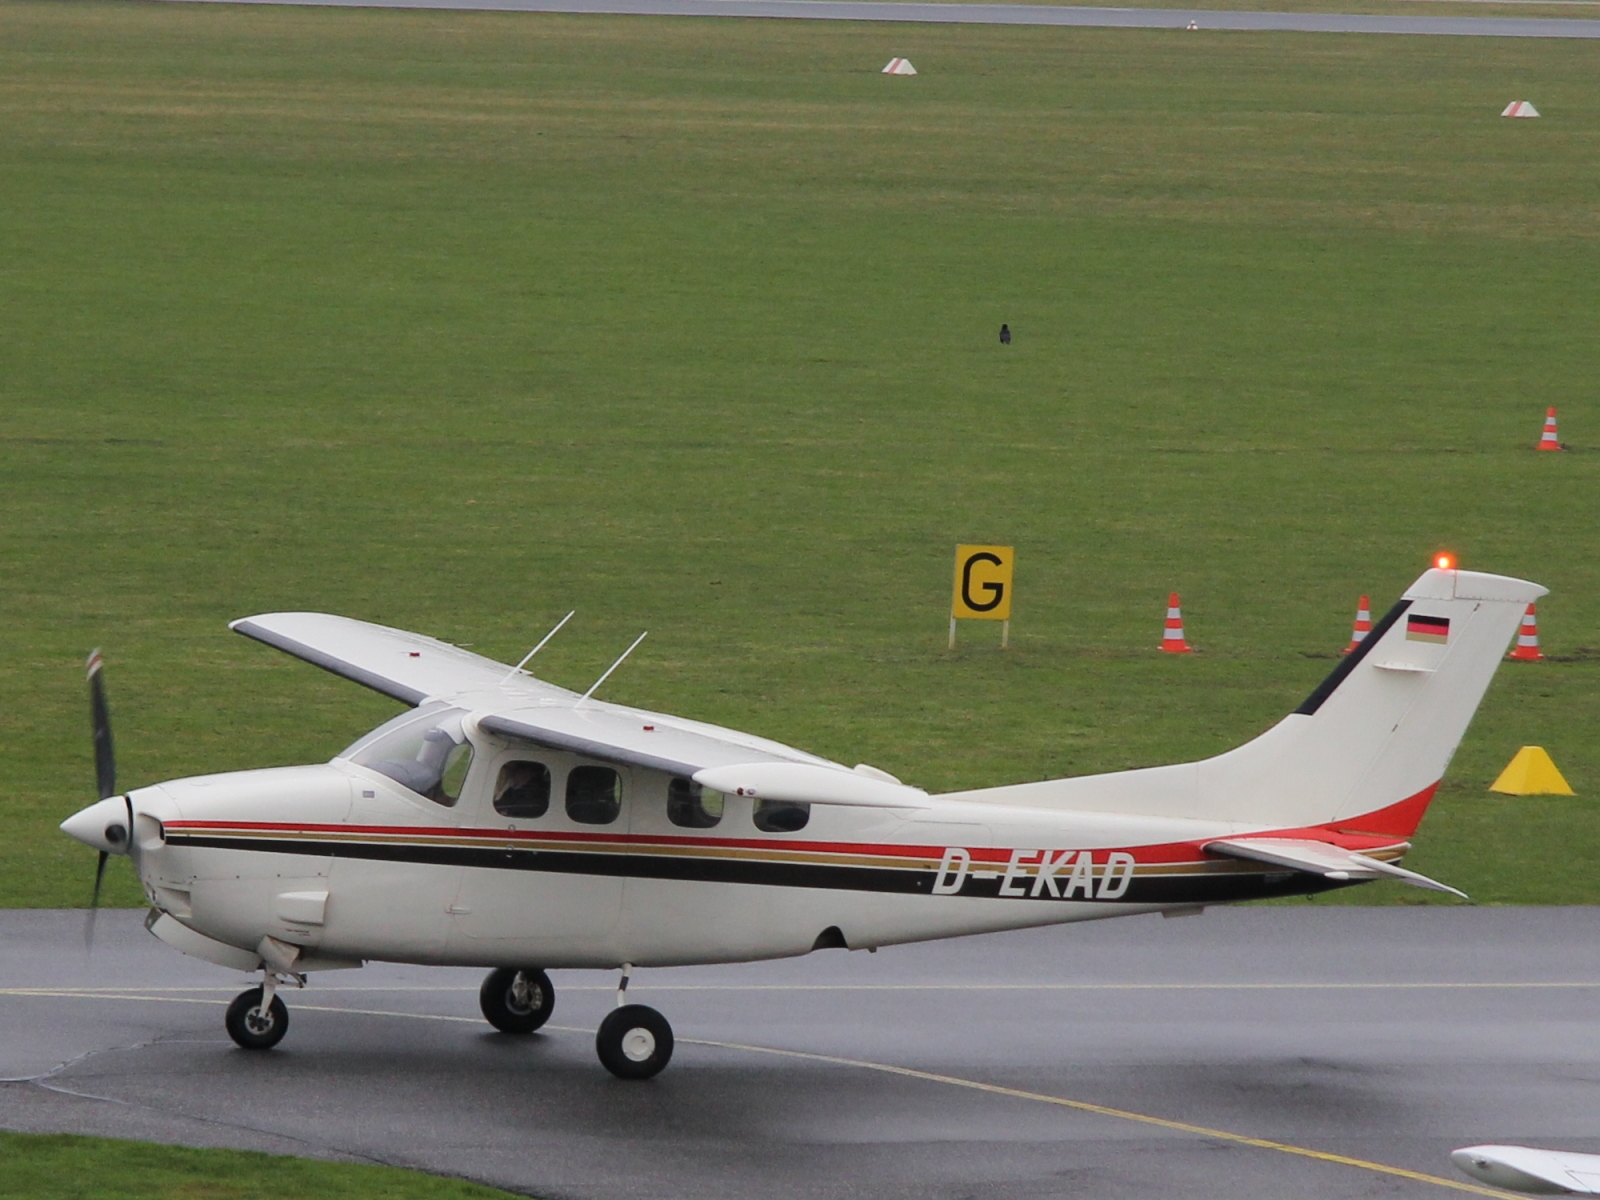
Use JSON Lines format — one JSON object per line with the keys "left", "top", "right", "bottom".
{"left": 129, "top": 742, "right": 1372, "bottom": 973}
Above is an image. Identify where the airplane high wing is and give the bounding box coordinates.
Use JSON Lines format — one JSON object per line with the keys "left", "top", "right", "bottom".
{"left": 231, "top": 612, "right": 930, "bottom": 808}
{"left": 477, "top": 712, "right": 930, "bottom": 808}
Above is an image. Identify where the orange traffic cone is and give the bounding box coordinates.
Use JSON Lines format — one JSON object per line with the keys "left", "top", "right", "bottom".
{"left": 1537, "top": 406, "right": 1563, "bottom": 451}
{"left": 1508, "top": 603, "right": 1544, "bottom": 661}
{"left": 1343, "top": 595, "right": 1372, "bottom": 655}
{"left": 1161, "top": 593, "right": 1194, "bottom": 654}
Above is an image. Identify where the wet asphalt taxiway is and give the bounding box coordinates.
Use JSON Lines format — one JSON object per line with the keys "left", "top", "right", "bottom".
{"left": 5, "top": 905, "right": 1600, "bottom": 1199}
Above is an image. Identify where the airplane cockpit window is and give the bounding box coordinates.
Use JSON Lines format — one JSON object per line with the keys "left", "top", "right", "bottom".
{"left": 753, "top": 799, "right": 810, "bottom": 833}
{"left": 494, "top": 761, "right": 552, "bottom": 819}
{"left": 342, "top": 704, "right": 474, "bottom": 807}
{"left": 567, "top": 766, "right": 621, "bottom": 825}
{"left": 667, "top": 777, "right": 723, "bottom": 829}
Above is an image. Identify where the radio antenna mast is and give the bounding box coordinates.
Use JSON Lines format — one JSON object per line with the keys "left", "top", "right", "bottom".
{"left": 578, "top": 632, "right": 648, "bottom": 707}
{"left": 500, "top": 611, "right": 575, "bottom": 683}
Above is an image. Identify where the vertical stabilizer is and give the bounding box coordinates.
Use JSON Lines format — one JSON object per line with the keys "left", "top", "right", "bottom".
{"left": 947, "top": 568, "right": 1546, "bottom": 834}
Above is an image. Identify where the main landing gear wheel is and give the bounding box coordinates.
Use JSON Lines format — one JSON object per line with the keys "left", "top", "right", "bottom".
{"left": 225, "top": 986, "right": 289, "bottom": 1050}
{"left": 596, "top": 1004, "right": 673, "bottom": 1080}
{"left": 479, "top": 967, "right": 555, "bottom": 1034}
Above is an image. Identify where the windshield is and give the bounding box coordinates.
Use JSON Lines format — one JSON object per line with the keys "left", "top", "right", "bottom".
{"left": 339, "top": 704, "right": 474, "bottom": 806}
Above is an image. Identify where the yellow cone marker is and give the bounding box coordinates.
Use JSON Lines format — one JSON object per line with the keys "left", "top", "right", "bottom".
{"left": 1489, "top": 746, "right": 1575, "bottom": 796}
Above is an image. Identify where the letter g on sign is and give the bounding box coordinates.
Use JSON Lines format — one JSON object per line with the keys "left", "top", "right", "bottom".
{"left": 963, "top": 553, "right": 1004, "bottom": 612}
{"left": 951, "top": 546, "right": 1015, "bottom": 621}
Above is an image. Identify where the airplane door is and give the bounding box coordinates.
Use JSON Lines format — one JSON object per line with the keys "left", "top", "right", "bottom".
{"left": 448, "top": 750, "right": 626, "bottom": 959}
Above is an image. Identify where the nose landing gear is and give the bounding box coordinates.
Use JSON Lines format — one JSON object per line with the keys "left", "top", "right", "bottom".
{"left": 225, "top": 974, "right": 292, "bottom": 1050}
{"left": 595, "top": 963, "right": 673, "bottom": 1080}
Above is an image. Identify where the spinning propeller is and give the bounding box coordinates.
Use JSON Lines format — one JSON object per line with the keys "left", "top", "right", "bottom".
{"left": 63, "top": 651, "right": 135, "bottom": 951}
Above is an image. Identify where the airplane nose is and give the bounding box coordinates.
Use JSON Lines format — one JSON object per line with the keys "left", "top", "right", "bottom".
{"left": 60, "top": 796, "right": 132, "bottom": 855}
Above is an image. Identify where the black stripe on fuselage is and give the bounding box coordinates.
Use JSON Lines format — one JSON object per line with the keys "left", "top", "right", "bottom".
{"left": 166, "top": 834, "right": 1355, "bottom": 905}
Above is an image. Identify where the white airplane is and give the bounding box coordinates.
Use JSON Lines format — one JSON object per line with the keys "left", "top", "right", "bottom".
{"left": 61, "top": 562, "right": 1539, "bottom": 1078}
{"left": 1454, "top": 1145, "right": 1600, "bottom": 1195}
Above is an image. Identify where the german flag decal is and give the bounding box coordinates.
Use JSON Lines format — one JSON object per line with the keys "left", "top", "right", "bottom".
{"left": 1406, "top": 613, "right": 1450, "bottom": 644}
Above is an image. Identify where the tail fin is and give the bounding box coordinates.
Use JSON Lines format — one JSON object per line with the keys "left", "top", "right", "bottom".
{"left": 951, "top": 568, "right": 1546, "bottom": 834}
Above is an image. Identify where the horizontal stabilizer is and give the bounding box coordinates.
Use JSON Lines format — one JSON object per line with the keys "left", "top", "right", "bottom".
{"left": 1453, "top": 1144, "right": 1600, "bottom": 1195}
{"left": 694, "top": 762, "right": 931, "bottom": 809}
{"left": 1205, "top": 838, "right": 1467, "bottom": 899}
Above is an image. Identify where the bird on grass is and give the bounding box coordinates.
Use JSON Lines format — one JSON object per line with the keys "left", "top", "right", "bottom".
{"left": 999, "top": 323, "right": 1011, "bottom": 345}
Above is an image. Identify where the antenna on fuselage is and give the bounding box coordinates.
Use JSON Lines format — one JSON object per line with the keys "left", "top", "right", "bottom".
{"left": 576, "top": 631, "right": 648, "bottom": 708}
{"left": 500, "top": 610, "right": 575, "bottom": 683}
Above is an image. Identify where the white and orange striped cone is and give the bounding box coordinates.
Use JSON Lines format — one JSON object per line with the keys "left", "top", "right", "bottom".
{"left": 1342, "top": 595, "right": 1372, "bottom": 655}
{"left": 1160, "top": 592, "right": 1194, "bottom": 654}
{"left": 1508, "top": 603, "right": 1545, "bottom": 661}
{"left": 1538, "top": 406, "right": 1563, "bottom": 451}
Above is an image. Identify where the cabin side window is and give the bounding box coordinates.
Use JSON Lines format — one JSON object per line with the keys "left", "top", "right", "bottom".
{"left": 566, "top": 765, "right": 622, "bottom": 825}
{"left": 667, "top": 777, "right": 723, "bottom": 829}
{"left": 494, "top": 760, "right": 551, "bottom": 819}
{"left": 752, "top": 799, "right": 810, "bottom": 833}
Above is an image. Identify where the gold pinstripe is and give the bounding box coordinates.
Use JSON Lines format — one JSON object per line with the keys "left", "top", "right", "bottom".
{"left": 167, "top": 826, "right": 1407, "bottom": 878}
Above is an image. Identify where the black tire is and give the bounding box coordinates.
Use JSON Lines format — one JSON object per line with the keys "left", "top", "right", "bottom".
{"left": 479, "top": 968, "right": 554, "bottom": 1034}
{"left": 225, "top": 987, "right": 289, "bottom": 1050}
{"left": 596, "top": 1004, "right": 673, "bottom": 1080}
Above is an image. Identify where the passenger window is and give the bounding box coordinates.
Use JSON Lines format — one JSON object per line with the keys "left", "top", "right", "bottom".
{"left": 566, "top": 765, "right": 622, "bottom": 825}
{"left": 753, "top": 799, "right": 810, "bottom": 833}
{"left": 494, "top": 761, "right": 551, "bottom": 819}
{"left": 667, "top": 778, "right": 723, "bottom": 829}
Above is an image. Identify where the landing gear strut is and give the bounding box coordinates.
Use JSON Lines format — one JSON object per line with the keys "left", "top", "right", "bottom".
{"left": 479, "top": 967, "right": 555, "bottom": 1034}
{"left": 225, "top": 974, "right": 291, "bottom": 1050}
{"left": 595, "top": 963, "right": 673, "bottom": 1080}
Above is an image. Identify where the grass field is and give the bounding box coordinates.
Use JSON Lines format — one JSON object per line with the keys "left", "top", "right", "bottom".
{"left": 2, "top": 1, "right": 1597, "bottom": 909}
{"left": 0, "top": 1131, "right": 522, "bottom": 1199}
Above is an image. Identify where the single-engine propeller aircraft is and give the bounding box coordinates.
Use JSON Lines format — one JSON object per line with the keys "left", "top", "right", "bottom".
{"left": 62, "top": 563, "right": 1540, "bottom": 1078}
